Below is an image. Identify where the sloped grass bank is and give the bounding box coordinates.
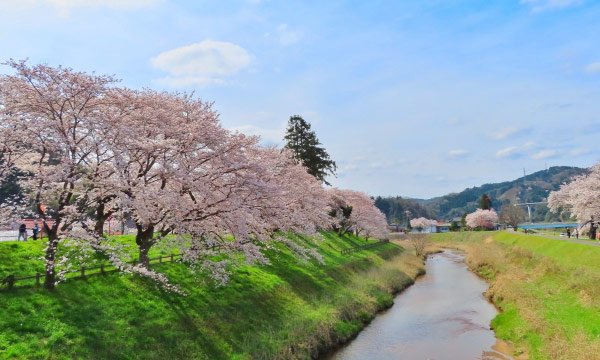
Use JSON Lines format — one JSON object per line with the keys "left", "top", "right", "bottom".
{"left": 431, "top": 231, "right": 600, "bottom": 360}
{"left": 0, "top": 233, "right": 423, "bottom": 359}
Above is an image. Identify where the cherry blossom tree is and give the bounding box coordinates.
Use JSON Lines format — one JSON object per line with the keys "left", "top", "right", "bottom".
{"left": 96, "top": 90, "right": 330, "bottom": 273}
{"left": 93, "top": 88, "right": 245, "bottom": 266}
{"left": 172, "top": 147, "right": 331, "bottom": 277}
{"left": 0, "top": 60, "right": 351, "bottom": 290}
{"left": 409, "top": 217, "right": 437, "bottom": 232}
{"left": 549, "top": 162, "right": 600, "bottom": 234}
{"left": 328, "top": 189, "right": 354, "bottom": 234}
{"left": 328, "top": 189, "right": 389, "bottom": 239}
{"left": 465, "top": 209, "right": 498, "bottom": 230}
{"left": 0, "top": 60, "right": 117, "bottom": 288}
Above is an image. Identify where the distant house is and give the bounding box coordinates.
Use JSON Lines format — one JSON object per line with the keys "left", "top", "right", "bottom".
{"left": 411, "top": 224, "right": 437, "bottom": 234}
{"left": 435, "top": 222, "right": 451, "bottom": 233}
{"left": 387, "top": 224, "right": 402, "bottom": 232}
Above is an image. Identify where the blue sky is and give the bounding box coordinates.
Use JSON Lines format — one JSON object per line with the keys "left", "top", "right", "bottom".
{"left": 1, "top": 0, "right": 599, "bottom": 198}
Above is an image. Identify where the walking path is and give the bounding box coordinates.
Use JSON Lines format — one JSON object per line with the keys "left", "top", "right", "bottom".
{"left": 524, "top": 231, "right": 600, "bottom": 247}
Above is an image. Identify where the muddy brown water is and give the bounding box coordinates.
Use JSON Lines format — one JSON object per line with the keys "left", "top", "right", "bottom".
{"left": 328, "top": 250, "right": 513, "bottom": 360}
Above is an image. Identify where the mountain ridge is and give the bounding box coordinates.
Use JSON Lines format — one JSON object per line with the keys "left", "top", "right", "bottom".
{"left": 375, "top": 166, "right": 586, "bottom": 223}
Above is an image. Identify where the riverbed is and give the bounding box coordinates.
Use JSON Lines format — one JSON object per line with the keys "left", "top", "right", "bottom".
{"left": 328, "top": 250, "right": 512, "bottom": 360}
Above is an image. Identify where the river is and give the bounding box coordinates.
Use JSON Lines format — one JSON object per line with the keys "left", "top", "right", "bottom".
{"left": 328, "top": 250, "right": 512, "bottom": 360}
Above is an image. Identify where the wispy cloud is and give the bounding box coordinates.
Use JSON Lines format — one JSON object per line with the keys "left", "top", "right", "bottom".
{"left": 492, "top": 126, "right": 532, "bottom": 140}
{"left": 448, "top": 149, "right": 469, "bottom": 159}
{"left": 496, "top": 146, "right": 522, "bottom": 159}
{"left": 151, "top": 40, "right": 251, "bottom": 87}
{"left": 520, "top": 0, "right": 583, "bottom": 12}
{"left": 531, "top": 149, "right": 558, "bottom": 160}
{"left": 585, "top": 62, "right": 600, "bottom": 74}
{"left": 276, "top": 24, "right": 301, "bottom": 46}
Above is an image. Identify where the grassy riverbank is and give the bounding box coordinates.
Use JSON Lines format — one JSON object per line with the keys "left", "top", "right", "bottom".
{"left": 0, "top": 232, "right": 423, "bottom": 359}
{"left": 430, "top": 231, "right": 600, "bottom": 360}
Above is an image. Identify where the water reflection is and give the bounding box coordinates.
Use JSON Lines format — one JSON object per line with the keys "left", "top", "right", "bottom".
{"left": 329, "top": 250, "right": 512, "bottom": 360}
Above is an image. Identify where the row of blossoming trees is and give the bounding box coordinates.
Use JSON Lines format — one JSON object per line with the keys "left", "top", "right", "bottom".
{"left": 0, "top": 61, "right": 388, "bottom": 289}
{"left": 409, "top": 210, "right": 499, "bottom": 232}
{"left": 549, "top": 162, "right": 600, "bottom": 237}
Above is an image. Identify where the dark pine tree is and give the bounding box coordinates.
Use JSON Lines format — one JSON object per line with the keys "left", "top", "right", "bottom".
{"left": 479, "top": 193, "right": 492, "bottom": 210}
{"left": 284, "top": 115, "right": 337, "bottom": 185}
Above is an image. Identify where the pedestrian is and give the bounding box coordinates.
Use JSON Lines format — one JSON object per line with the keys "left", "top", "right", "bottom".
{"left": 575, "top": 228, "right": 579, "bottom": 239}
{"left": 566, "top": 228, "right": 571, "bottom": 238}
{"left": 32, "top": 222, "right": 39, "bottom": 240}
{"left": 18, "top": 223, "right": 27, "bottom": 241}
{"left": 590, "top": 217, "right": 597, "bottom": 241}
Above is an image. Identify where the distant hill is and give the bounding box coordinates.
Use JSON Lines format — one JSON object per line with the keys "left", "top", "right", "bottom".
{"left": 376, "top": 166, "right": 586, "bottom": 223}
{"left": 373, "top": 196, "right": 431, "bottom": 225}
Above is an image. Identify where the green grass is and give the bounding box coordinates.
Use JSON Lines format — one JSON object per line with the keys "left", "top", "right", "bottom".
{"left": 0, "top": 232, "right": 421, "bottom": 359}
{"left": 493, "top": 232, "right": 600, "bottom": 271}
{"left": 431, "top": 231, "right": 600, "bottom": 359}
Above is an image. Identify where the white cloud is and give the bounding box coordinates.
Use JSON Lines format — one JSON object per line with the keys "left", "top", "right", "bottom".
{"left": 492, "top": 126, "right": 533, "bottom": 140}
{"left": 585, "top": 62, "right": 600, "bottom": 74}
{"left": 531, "top": 149, "right": 559, "bottom": 160}
{"left": 493, "top": 127, "right": 519, "bottom": 140}
{"left": 151, "top": 40, "right": 251, "bottom": 87}
{"left": 448, "top": 149, "right": 469, "bottom": 159}
{"left": 496, "top": 146, "right": 520, "bottom": 159}
{"left": 495, "top": 141, "right": 537, "bottom": 159}
{"left": 522, "top": 141, "right": 536, "bottom": 149}
{"left": 521, "top": 0, "right": 583, "bottom": 12}
{"left": 276, "top": 24, "right": 301, "bottom": 46}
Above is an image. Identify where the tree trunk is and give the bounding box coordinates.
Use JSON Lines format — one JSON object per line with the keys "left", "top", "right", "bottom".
{"left": 95, "top": 217, "right": 106, "bottom": 237}
{"left": 44, "top": 229, "right": 59, "bottom": 289}
{"left": 95, "top": 202, "right": 112, "bottom": 237}
{"left": 136, "top": 225, "right": 154, "bottom": 267}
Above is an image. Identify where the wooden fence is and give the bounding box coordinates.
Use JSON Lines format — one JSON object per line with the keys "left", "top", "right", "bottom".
{"left": 340, "top": 239, "right": 390, "bottom": 255}
{"left": 1, "top": 253, "right": 181, "bottom": 290}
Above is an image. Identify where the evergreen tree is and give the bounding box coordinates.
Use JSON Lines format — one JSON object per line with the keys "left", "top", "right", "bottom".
{"left": 479, "top": 193, "right": 492, "bottom": 210}
{"left": 284, "top": 115, "right": 337, "bottom": 185}
{"left": 449, "top": 220, "right": 460, "bottom": 232}
{"left": 460, "top": 213, "right": 467, "bottom": 229}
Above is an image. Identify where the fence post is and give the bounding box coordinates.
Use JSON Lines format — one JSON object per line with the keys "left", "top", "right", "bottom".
{"left": 5, "top": 275, "right": 16, "bottom": 289}
{"left": 35, "top": 272, "right": 40, "bottom": 286}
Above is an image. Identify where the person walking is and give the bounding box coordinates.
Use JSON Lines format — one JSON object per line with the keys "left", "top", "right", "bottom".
{"left": 566, "top": 228, "right": 571, "bottom": 238}
{"left": 32, "top": 223, "right": 39, "bottom": 240}
{"left": 590, "top": 217, "right": 597, "bottom": 241}
{"left": 18, "top": 223, "right": 27, "bottom": 241}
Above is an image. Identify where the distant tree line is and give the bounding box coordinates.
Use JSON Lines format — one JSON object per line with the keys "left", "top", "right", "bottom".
{"left": 373, "top": 196, "right": 431, "bottom": 224}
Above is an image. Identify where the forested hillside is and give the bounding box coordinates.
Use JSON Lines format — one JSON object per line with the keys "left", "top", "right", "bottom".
{"left": 375, "top": 166, "right": 586, "bottom": 222}
{"left": 373, "top": 196, "right": 431, "bottom": 224}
